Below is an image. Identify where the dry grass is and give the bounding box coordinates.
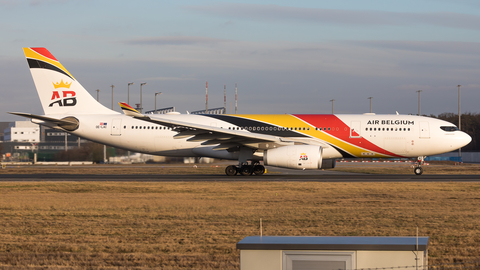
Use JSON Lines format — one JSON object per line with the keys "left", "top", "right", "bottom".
{"left": 0, "top": 164, "right": 226, "bottom": 175}
{"left": 0, "top": 181, "right": 479, "bottom": 269}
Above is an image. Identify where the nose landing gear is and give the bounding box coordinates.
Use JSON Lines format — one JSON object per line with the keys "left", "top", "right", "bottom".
{"left": 414, "top": 156, "right": 426, "bottom": 175}
{"left": 414, "top": 166, "right": 423, "bottom": 175}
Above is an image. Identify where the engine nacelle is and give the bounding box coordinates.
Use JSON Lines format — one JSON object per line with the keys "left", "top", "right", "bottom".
{"left": 264, "top": 145, "right": 324, "bottom": 170}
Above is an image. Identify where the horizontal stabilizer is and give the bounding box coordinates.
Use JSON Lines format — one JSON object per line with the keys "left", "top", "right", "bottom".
{"left": 8, "top": 112, "right": 79, "bottom": 131}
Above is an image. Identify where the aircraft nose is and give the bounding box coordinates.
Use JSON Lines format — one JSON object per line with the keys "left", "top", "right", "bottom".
{"left": 458, "top": 131, "right": 472, "bottom": 148}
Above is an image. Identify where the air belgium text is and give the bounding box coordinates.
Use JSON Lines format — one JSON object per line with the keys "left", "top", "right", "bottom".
{"left": 367, "top": 120, "right": 415, "bottom": 125}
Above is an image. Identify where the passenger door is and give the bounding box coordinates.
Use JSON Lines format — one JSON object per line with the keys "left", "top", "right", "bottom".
{"left": 111, "top": 118, "right": 122, "bottom": 136}
{"left": 350, "top": 121, "right": 361, "bottom": 138}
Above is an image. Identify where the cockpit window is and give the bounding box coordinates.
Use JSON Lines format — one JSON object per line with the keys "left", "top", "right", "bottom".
{"left": 440, "top": 126, "right": 459, "bottom": 132}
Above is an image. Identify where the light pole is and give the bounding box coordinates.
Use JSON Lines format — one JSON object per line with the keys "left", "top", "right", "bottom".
{"left": 458, "top": 85, "right": 462, "bottom": 157}
{"left": 96, "top": 89, "right": 100, "bottom": 101}
{"left": 416, "top": 90, "right": 422, "bottom": 116}
{"left": 458, "top": 85, "right": 461, "bottom": 131}
{"left": 127, "top": 83, "right": 134, "bottom": 161}
{"left": 140, "top": 82, "right": 146, "bottom": 113}
{"left": 111, "top": 85, "right": 114, "bottom": 110}
{"left": 155, "top": 92, "right": 162, "bottom": 113}
{"left": 128, "top": 82, "right": 134, "bottom": 105}
{"left": 330, "top": 99, "right": 335, "bottom": 114}
{"left": 368, "top": 97, "right": 373, "bottom": 113}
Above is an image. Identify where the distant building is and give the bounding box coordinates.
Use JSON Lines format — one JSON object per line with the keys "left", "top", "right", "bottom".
{"left": 1, "top": 121, "right": 88, "bottom": 161}
{"left": 190, "top": 107, "right": 226, "bottom": 115}
{"left": 0, "top": 122, "right": 11, "bottom": 142}
{"left": 3, "top": 121, "right": 40, "bottom": 142}
{"left": 145, "top": 106, "right": 176, "bottom": 115}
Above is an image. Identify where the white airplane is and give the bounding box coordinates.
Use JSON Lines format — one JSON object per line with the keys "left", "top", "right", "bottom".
{"left": 11, "top": 47, "right": 471, "bottom": 176}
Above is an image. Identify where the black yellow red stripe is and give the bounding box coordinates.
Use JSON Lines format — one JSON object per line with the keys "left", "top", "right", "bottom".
{"left": 23, "top": 47, "right": 75, "bottom": 80}
{"left": 119, "top": 102, "right": 140, "bottom": 114}
{"left": 205, "top": 114, "right": 401, "bottom": 158}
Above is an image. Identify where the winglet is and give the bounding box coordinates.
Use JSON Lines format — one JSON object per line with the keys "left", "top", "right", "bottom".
{"left": 119, "top": 102, "right": 144, "bottom": 117}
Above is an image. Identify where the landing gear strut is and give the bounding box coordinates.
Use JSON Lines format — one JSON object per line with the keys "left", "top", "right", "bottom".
{"left": 414, "top": 156, "right": 426, "bottom": 175}
{"left": 224, "top": 162, "right": 266, "bottom": 176}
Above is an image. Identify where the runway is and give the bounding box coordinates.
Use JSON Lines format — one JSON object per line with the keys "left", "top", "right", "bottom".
{"left": 1, "top": 167, "right": 480, "bottom": 182}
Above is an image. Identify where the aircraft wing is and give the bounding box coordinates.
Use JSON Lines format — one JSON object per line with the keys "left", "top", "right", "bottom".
{"left": 119, "top": 102, "right": 305, "bottom": 150}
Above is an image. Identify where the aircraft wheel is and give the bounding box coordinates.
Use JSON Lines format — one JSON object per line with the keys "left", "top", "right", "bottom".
{"left": 225, "top": 165, "right": 238, "bottom": 176}
{"left": 253, "top": 165, "right": 265, "bottom": 175}
{"left": 414, "top": 166, "right": 423, "bottom": 175}
{"left": 239, "top": 165, "right": 253, "bottom": 176}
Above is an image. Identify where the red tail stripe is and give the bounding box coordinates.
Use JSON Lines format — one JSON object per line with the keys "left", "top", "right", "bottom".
{"left": 30, "top": 47, "right": 58, "bottom": 61}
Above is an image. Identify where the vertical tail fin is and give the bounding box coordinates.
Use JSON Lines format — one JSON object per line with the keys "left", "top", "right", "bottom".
{"left": 23, "top": 47, "right": 116, "bottom": 115}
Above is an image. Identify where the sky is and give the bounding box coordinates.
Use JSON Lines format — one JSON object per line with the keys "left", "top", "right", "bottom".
{"left": 1, "top": 0, "right": 480, "bottom": 121}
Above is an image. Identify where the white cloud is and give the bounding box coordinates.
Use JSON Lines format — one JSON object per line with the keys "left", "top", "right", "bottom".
{"left": 186, "top": 3, "right": 480, "bottom": 30}
{"left": 140, "top": 76, "right": 196, "bottom": 82}
{"left": 124, "top": 36, "right": 231, "bottom": 46}
{"left": 120, "top": 37, "right": 480, "bottom": 82}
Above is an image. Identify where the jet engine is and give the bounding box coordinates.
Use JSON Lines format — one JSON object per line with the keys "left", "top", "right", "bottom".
{"left": 264, "top": 145, "right": 335, "bottom": 170}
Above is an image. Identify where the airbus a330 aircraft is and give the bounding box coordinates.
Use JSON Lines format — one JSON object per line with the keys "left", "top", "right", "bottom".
{"left": 11, "top": 47, "right": 472, "bottom": 176}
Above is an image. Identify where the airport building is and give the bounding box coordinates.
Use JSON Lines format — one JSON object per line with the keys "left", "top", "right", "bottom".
{"left": 237, "top": 236, "right": 429, "bottom": 270}
{"left": 1, "top": 121, "right": 88, "bottom": 161}
{"left": 3, "top": 121, "right": 40, "bottom": 142}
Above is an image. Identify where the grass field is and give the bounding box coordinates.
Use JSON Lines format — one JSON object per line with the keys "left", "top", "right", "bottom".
{"left": 0, "top": 180, "right": 479, "bottom": 269}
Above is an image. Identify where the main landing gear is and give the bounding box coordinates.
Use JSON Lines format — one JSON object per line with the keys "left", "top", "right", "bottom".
{"left": 414, "top": 156, "right": 426, "bottom": 175}
{"left": 225, "top": 162, "right": 266, "bottom": 176}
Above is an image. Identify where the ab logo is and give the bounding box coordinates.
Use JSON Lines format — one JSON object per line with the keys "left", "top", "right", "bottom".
{"left": 49, "top": 79, "right": 77, "bottom": 107}
{"left": 299, "top": 153, "right": 309, "bottom": 161}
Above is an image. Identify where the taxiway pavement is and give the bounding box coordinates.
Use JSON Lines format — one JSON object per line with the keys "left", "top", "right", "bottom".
{"left": 1, "top": 167, "right": 479, "bottom": 182}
